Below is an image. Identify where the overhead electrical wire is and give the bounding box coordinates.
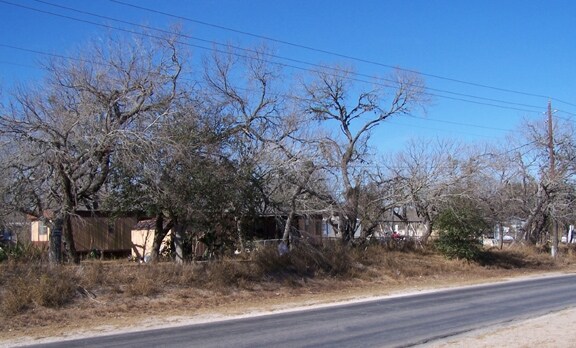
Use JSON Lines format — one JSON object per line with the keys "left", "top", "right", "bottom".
{"left": 1, "top": 41, "right": 573, "bottom": 135}
{"left": 108, "top": 0, "right": 576, "bottom": 109}
{"left": 0, "top": 48, "right": 544, "bottom": 138}
{"left": 333, "top": 140, "right": 542, "bottom": 170}
{"left": 0, "top": 43, "right": 104, "bottom": 67}
{"left": 1, "top": 0, "right": 575, "bottom": 128}
{"left": 32, "top": 0, "right": 576, "bottom": 115}
{"left": 0, "top": 49, "right": 543, "bottom": 137}
{"left": 0, "top": 60, "right": 38, "bottom": 69}
{"left": 3, "top": 0, "right": 571, "bottom": 119}
{"left": 405, "top": 114, "right": 512, "bottom": 132}
{"left": 384, "top": 120, "right": 501, "bottom": 139}
{"left": 22, "top": 0, "right": 550, "bottom": 113}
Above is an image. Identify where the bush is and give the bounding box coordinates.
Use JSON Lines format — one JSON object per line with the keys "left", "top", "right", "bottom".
{"left": 434, "top": 206, "right": 488, "bottom": 261}
{"left": 313, "top": 243, "right": 353, "bottom": 276}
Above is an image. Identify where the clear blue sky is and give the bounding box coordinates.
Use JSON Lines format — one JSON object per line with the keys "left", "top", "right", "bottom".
{"left": 1, "top": 0, "right": 575, "bottom": 154}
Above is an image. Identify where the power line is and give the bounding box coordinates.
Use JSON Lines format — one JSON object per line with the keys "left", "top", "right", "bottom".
{"left": 320, "top": 141, "right": 540, "bottom": 170}
{"left": 0, "top": 60, "right": 39, "bottom": 69}
{"left": 2, "top": 41, "right": 574, "bottom": 136}
{"left": 0, "top": 57, "right": 561, "bottom": 155}
{"left": 37, "top": 1, "right": 576, "bottom": 118}
{"left": 0, "top": 43, "right": 102, "bottom": 66}
{"left": 405, "top": 114, "right": 512, "bottom": 132}
{"left": 385, "top": 120, "right": 501, "bottom": 139}
{"left": 109, "top": 0, "right": 576, "bottom": 109}
{"left": 25, "top": 0, "right": 550, "bottom": 113}
{"left": 3, "top": 0, "right": 565, "bottom": 119}
{"left": 2, "top": 1, "right": 575, "bottom": 126}
{"left": 5, "top": 36, "right": 576, "bottom": 128}
{"left": 480, "top": 140, "right": 540, "bottom": 158}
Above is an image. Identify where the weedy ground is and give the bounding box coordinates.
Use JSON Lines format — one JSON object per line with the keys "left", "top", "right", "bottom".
{"left": 1, "top": 242, "right": 576, "bottom": 342}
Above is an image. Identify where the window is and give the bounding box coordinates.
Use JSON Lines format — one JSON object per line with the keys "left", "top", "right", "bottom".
{"left": 39, "top": 222, "right": 48, "bottom": 236}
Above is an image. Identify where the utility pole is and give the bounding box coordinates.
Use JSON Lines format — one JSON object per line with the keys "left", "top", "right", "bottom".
{"left": 547, "top": 100, "right": 558, "bottom": 259}
{"left": 548, "top": 100, "right": 555, "bottom": 179}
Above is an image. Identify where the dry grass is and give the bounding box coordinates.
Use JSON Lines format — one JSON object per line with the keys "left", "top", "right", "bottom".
{"left": 0, "top": 244, "right": 574, "bottom": 341}
{"left": 1, "top": 264, "right": 78, "bottom": 316}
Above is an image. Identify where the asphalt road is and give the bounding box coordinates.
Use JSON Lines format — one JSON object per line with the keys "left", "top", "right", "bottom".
{"left": 26, "top": 274, "right": 576, "bottom": 348}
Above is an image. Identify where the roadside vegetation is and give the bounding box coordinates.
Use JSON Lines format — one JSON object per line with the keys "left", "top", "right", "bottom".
{"left": 2, "top": 242, "right": 575, "bottom": 338}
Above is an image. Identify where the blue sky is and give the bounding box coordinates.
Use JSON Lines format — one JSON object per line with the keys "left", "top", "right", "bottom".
{"left": 1, "top": 0, "right": 575, "bottom": 154}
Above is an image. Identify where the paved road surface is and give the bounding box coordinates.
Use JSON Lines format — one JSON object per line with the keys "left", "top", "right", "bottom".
{"left": 26, "top": 274, "right": 576, "bottom": 348}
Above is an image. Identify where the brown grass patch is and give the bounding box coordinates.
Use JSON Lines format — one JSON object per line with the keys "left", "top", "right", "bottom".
{"left": 0, "top": 244, "right": 574, "bottom": 341}
{"left": 1, "top": 265, "right": 78, "bottom": 316}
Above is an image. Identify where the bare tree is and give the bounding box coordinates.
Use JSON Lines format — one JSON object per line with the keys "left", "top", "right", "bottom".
{"left": 0, "top": 31, "right": 183, "bottom": 263}
{"left": 464, "top": 143, "right": 524, "bottom": 249}
{"left": 302, "top": 67, "right": 427, "bottom": 243}
{"left": 202, "top": 45, "right": 312, "bottom": 250}
{"left": 387, "top": 139, "right": 468, "bottom": 244}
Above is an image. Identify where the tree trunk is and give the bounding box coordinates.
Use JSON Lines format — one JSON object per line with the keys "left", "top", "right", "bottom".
{"left": 62, "top": 212, "right": 80, "bottom": 264}
{"left": 283, "top": 186, "right": 302, "bottom": 247}
{"left": 497, "top": 222, "right": 504, "bottom": 250}
{"left": 60, "top": 170, "right": 80, "bottom": 264}
{"left": 150, "top": 214, "right": 172, "bottom": 263}
{"left": 173, "top": 223, "right": 185, "bottom": 264}
{"left": 282, "top": 211, "right": 295, "bottom": 246}
{"left": 420, "top": 218, "right": 433, "bottom": 245}
{"left": 521, "top": 183, "right": 548, "bottom": 245}
{"left": 342, "top": 187, "right": 359, "bottom": 243}
{"left": 235, "top": 216, "right": 245, "bottom": 254}
{"left": 48, "top": 217, "right": 63, "bottom": 265}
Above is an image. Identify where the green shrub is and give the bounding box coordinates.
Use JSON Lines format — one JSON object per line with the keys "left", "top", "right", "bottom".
{"left": 434, "top": 206, "right": 488, "bottom": 261}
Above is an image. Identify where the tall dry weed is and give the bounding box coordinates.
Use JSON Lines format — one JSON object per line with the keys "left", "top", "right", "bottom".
{"left": 0, "top": 265, "right": 77, "bottom": 316}
{"left": 125, "top": 277, "right": 160, "bottom": 297}
{"left": 208, "top": 260, "right": 257, "bottom": 289}
{"left": 251, "top": 242, "right": 355, "bottom": 279}
{"left": 1, "top": 277, "right": 32, "bottom": 316}
{"left": 78, "top": 262, "right": 106, "bottom": 288}
{"left": 2, "top": 243, "right": 573, "bottom": 320}
{"left": 32, "top": 270, "right": 77, "bottom": 308}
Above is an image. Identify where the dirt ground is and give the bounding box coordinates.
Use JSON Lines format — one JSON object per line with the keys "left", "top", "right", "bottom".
{"left": 424, "top": 307, "right": 576, "bottom": 348}
{"left": 2, "top": 272, "right": 575, "bottom": 348}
